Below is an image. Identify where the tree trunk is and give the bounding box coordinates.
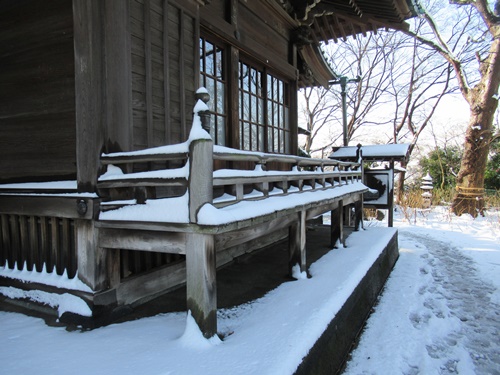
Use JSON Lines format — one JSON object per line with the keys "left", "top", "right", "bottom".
{"left": 451, "top": 16, "right": 500, "bottom": 217}
{"left": 451, "top": 91, "right": 497, "bottom": 217}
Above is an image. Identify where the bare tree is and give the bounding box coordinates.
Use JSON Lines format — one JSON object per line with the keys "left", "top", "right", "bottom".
{"left": 401, "top": 0, "right": 500, "bottom": 216}
{"left": 299, "top": 32, "right": 411, "bottom": 157}
{"left": 388, "top": 19, "right": 457, "bottom": 198}
{"left": 299, "top": 27, "right": 454, "bottom": 192}
{"left": 299, "top": 85, "right": 341, "bottom": 156}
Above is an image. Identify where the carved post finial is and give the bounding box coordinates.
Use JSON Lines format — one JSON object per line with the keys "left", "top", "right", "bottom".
{"left": 195, "top": 88, "right": 211, "bottom": 133}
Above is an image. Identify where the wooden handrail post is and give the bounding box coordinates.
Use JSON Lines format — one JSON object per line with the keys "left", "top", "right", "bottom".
{"left": 186, "top": 96, "right": 217, "bottom": 338}
{"left": 188, "top": 137, "right": 213, "bottom": 223}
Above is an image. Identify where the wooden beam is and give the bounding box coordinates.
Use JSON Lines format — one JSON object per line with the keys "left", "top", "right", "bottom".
{"left": 76, "top": 220, "right": 119, "bottom": 292}
{"left": 0, "top": 196, "right": 95, "bottom": 220}
{"left": 98, "top": 228, "right": 186, "bottom": 254}
{"left": 186, "top": 233, "right": 217, "bottom": 338}
{"left": 107, "top": 259, "right": 187, "bottom": 306}
{"left": 215, "top": 213, "right": 295, "bottom": 251}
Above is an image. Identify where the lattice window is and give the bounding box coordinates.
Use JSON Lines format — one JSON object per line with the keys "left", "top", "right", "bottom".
{"left": 199, "top": 37, "right": 226, "bottom": 145}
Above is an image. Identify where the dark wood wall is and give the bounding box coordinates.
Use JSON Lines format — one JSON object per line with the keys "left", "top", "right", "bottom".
{"left": 201, "top": 0, "right": 297, "bottom": 81}
{"left": 0, "top": 0, "right": 299, "bottom": 186}
{"left": 0, "top": 0, "right": 76, "bottom": 183}
{"left": 200, "top": 0, "right": 299, "bottom": 155}
{"left": 130, "top": 0, "right": 198, "bottom": 150}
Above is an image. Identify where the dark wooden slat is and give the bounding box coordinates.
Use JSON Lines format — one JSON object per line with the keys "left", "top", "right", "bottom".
{"left": 0, "top": 196, "right": 94, "bottom": 220}
{"left": 39, "top": 217, "right": 48, "bottom": 272}
{"left": 50, "top": 217, "right": 59, "bottom": 274}
{"left": 68, "top": 220, "right": 77, "bottom": 279}
{"left": 1, "top": 215, "right": 11, "bottom": 267}
{"left": 179, "top": 8, "right": 186, "bottom": 140}
{"left": 163, "top": 0, "right": 171, "bottom": 143}
{"left": 61, "top": 218, "right": 70, "bottom": 275}
{"left": 100, "top": 152, "right": 188, "bottom": 165}
{"left": 9, "top": 216, "right": 21, "bottom": 270}
{"left": 19, "top": 215, "right": 29, "bottom": 270}
{"left": 98, "top": 177, "right": 187, "bottom": 189}
{"left": 144, "top": 0, "right": 154, "bottom": 148}
{"left": 29, "top": 216, "right": 39, "bottom": 272}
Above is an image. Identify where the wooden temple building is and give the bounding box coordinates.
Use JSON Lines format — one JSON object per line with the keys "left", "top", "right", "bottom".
{"left": 0, "top": 0, "right": 416, "bottom": 338}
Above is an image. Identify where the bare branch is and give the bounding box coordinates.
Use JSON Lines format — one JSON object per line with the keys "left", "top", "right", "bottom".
{"left": 400, "top": 14, "right": 471, "bottom": 100}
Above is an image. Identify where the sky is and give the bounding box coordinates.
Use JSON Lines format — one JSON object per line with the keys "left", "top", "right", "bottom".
{"left": 1, "top": 206, "right": 499, "bottom": 375}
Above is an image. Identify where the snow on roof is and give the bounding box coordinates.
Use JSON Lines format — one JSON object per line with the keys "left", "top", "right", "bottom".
{"left": 330, "top": 144, "right": 410, "bottom": 161}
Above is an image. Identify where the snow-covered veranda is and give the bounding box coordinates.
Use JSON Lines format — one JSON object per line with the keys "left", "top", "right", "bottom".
{"left": 1, "top": 207, "right": 499, "bottom": 374}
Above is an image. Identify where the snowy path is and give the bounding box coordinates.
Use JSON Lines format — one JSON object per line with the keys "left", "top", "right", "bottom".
{"left": 344, "top": 227, "right": 500, "bottom": 375}
{"left": 404, "top": 232, "right": 500, "bottom": 374}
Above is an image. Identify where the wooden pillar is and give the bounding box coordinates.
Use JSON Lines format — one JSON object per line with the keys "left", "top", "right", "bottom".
{"left": 331, "top": 200, "right": 344, "bottom": 248}
{"left": 388, "top": 162, "right": 395, "bottom": 227}
{"left": 354, "top": 198, "right": 363, "bottom": 231}
{"left": 186, "top": 233, "right": 217, "bottom": 338}
{"left": 289, "top": 210, "right": 306, "bottom": 274}
{"left": 73, "top": 0, "right": 105, "bottom": 193}
{"left": 76, "top": 220, "right": 120, "bottom": 292}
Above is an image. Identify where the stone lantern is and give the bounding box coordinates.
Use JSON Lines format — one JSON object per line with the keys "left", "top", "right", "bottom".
{"left": 420, "top": 173, "right": 433, "bottom": 208}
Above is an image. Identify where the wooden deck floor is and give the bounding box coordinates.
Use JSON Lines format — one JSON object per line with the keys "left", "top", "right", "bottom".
{"left": 109, "top": 222, "right": 352, "bottom": 323}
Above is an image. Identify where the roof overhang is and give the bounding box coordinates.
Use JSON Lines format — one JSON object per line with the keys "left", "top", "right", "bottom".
{"left": 289, "top": 0, "right": 418, "bottom": 87}
{"left": 288, "top": 0, "right": 417, "bottom": 42}
{"left": 297, "top": 42, "right": 337, "bottom": 88}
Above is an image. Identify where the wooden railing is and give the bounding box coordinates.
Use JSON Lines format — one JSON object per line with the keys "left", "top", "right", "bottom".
{"left": 211, "top": 146, "right": 362, "bottom": 208}
{"left": 97, "top": 140, "right": 363, "bottom": 223}
{"left": 0, "top": 193, "right": 95, "bottom": 279}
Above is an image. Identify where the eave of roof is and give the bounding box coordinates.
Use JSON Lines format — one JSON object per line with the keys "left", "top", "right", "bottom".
{"left": 288, "top": 0, "right": 418, "bottom": 87}
{"left": 284, "top": 0, "right": 417, "bottom": 42}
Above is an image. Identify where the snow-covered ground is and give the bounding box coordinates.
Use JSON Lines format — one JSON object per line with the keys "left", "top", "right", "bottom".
{"left": 0, "top": 206, "right": 499, "bottom": 374}
{"left": 344, "top": 207, "right": 500, "bottom": 375}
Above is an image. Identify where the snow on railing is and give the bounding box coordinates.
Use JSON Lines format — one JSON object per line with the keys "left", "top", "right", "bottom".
{"left": 97, "top": 95, "right": 364, "bottom": 225}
